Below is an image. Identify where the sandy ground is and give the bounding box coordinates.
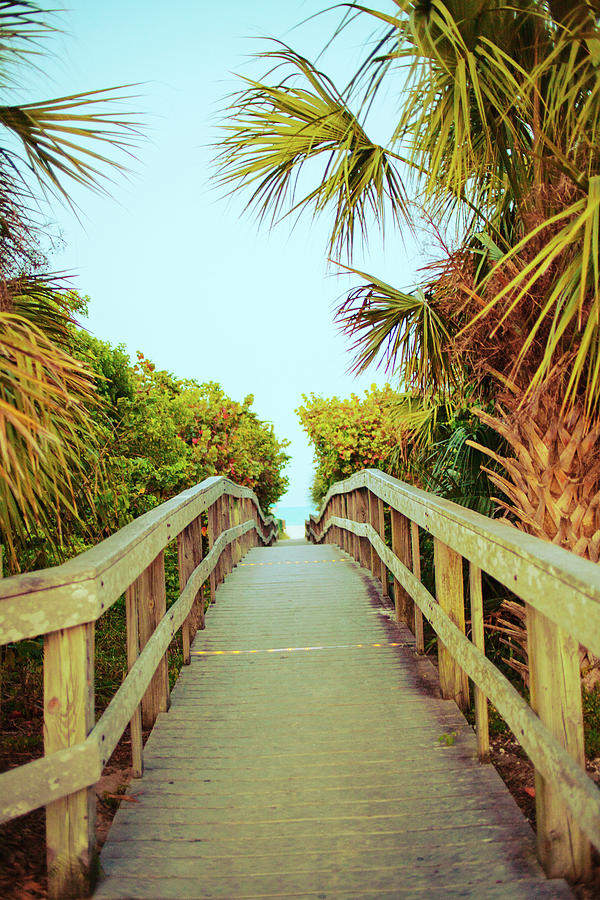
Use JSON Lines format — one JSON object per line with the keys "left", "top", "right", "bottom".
{"left": 284, "top": 524, "right": 306, "bottom": 539}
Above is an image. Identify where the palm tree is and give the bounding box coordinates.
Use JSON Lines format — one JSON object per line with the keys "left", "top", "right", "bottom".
{"left": 216, "top": 0, "right": 600, "bottom": 554}
{"left": 0, "top": 2, "right": 140, "bottom": 571}
{"left": 215, "top": 0, "right": 600, "bottom": 681}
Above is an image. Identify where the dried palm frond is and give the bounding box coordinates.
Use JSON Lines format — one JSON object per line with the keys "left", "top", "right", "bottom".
{"left": 0, "top": 307, "right": 104, "bottom": 570}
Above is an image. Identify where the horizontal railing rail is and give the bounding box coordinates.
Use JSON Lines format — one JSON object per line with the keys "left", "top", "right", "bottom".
{"left": 0, "top": 476, "right": 277, "bottom": 899}
{"left": 306, "top": 468, "right": 600, "bottom": 885}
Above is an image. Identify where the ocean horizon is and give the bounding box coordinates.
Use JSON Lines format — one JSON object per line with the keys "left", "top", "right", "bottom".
{"left": 272, "top": 504, "right": 317, "bottom": 527}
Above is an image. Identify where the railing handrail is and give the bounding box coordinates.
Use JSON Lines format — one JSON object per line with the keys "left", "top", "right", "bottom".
{"left": 306, "top": 468, "right": 600, "bottom": 884}
{"left": 0, "top": 477, "right": 277, "bottom": 898}
{"left": 310, "top": 468, "right": 600, "bottom": 658}
{"left": 0, "top": 475, "right": 274, "bottom": 644}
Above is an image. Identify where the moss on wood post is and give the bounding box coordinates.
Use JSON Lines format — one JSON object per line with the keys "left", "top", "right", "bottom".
{"left": 44, "top": 622, "right": 95, "bottom": 899}
{"left": 527, "top": 604, "right": 591, "bottom": 880}
{"left": 433, "top": 538, "right": 469, "bottom": 710}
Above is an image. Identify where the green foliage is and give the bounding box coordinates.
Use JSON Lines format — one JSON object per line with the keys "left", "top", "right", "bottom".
{"left": 0, "top": 3, "right": 143, "bottom": 569}
{"left": 107, "top": 351, "right": 290, "bottom": 516}
{"left": 5, "top": 327, "right": 290, "bottom": 572}
{"left": 582, "top": 686, "right": 600, "bottom": 759}
{"left": 296, "top": 385, "right": 401, "bottom": 504}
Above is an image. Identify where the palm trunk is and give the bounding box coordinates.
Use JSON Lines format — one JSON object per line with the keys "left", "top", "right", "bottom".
{"left": 472, "top": 398, "right": 600, "bottom": 687}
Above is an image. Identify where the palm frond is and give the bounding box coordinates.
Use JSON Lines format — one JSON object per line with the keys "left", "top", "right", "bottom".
{"left": 0, "top": 87, "right": 143, "bottom": 202}
{"left": 215, "top": 43, "right": 409, "bottom": 257}
{"left": 335, "top": 263, "right": 454, "bottom": 391}
{"left": 0, "top": 302, "right": 105, "bottom": 571}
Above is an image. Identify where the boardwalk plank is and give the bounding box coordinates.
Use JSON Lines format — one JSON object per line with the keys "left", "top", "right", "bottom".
{"left": 95, "top": 540, "right": 571, "bottom": 899}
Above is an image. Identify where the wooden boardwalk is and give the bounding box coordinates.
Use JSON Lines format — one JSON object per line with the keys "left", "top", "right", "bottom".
{"left": 95, "top": 539, "right": 572, "bottom": 899}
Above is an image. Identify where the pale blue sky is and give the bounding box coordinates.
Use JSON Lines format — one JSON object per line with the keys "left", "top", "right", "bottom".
{"left": 27, "top": 1, "right": 425, "bottom": 505}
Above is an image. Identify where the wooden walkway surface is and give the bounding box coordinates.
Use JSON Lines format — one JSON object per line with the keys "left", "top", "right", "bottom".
{"left": 95, "top": 539, "right": 572, "bottom": 899}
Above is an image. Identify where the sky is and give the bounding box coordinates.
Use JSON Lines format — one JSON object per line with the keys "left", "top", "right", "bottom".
{"left": 24, "top": 1, "right": 424, "bottom": 507}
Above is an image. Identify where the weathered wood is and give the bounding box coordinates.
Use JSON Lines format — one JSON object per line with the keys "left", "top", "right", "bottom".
{"left": 0, "top": 476, "right": 269, "bottom": 645}
{"left": 317, "top": 513, "right": 600, "bottom": 853}
{"left": 469, "top": 564, "right": 489, "bottom": 763}
{"left": 433, "top": 539, "right": 469, "bottom": 711}
{"left": 329, "top": 497, "right": 337, "bottom": 547}
{"left": 376, "top": 497, "right": 389, "bottom": 595}
{"left": 311, "top": 469, "right": 600, "bottom": 661}
{"left": 0, "top": 519, "right": 256, "bottom": 828}
{"left": 391, "top": 509, "right": 413, "bottom": 628}
{"left": 44, "top": 623, "right": 95, "bottom": 899}
{"left": 349, "top": 491, "right": 360, "bottom": 562}
{"left": 367, "top": 491, "right": 379, "bottom": 578}
{"left": 189, "top": 516, "right": 205, "bottom": 636}
{"left": 125, "top": 586, "right": 143, "bottom": 777}
{"left": 310, "top": 510, "right": 600, "bottom": 846}
{"left": 222, "top": 496, "right": 233, "bottom": 577}
{"left": 207, "top": 502, "right": 218, "bottom": 601}
{"left": 177, "top": 518, "right": 204, "bottom": 665}
{"left": 0, "top": 740, "right": 100, "bottom": 827}
{"left": 411, "top": 521, "right": 425, "bottom": 654}
{"left": 96, "top": 541, "right": 571, "bottom": 900}
{"left": 137, "top": 552, "right": 170, "bottom": 729}
{"left": 214, "top": 497, "right": 224, "bottom": 586}
{"left": 355, "top": 488, "right": 370, "bottom": 569}
{"left": 527, "top": 603, "right": 591, "bottom": 880}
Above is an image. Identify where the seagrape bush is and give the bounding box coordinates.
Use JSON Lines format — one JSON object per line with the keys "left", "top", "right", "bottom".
{"left": 83, "top": 335, "right": 291, "bottom": 520}
{"left": 296, "top": 385, "right": 399, "bottom": 505}
{"left": 12, "top": 332, "right": 290, "bottom": 573}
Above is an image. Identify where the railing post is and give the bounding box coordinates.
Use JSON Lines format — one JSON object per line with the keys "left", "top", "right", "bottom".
{"left": 433, "top": 538, "right": 470, "bottom": 710}
{"left": 468, "top": 564, "right": 489, "bottom": 762}
{"left": 221, "top": 494, "right": 232, "bottom": 577}
{"left": 410, "top": 522, "right": 425, "bottom": 654}
{"left": 44, "top": 622, "right": 95, "bottom": 899}
{"left": 342, "top": 494, "right": 350, "bottom": 553}
{"left": 367, "top": 491, "right": 379, "bottom": 578}
{"left": 376, "top": 496, "right": 388, "bottom": 597}
{"left": 391, "top": 509, "right": 413, "bottom": 628}
{"left": 125, "top": 586, "right": 143, "bottom": 777}
{"left": 207, "top": 501, "right": 216, "bottom": 600}
{"left": 137, "top": 551, "right": 170, "bottom": 727}
{"left": 349, "top": 490, "right": 360, "bottom": 562}
{"left": 527, "top": 605, "right": 591, "bottom": 880}
{"left": 329, "top": 497, "right": 337, "bottom": 546}
{"left": 230, "top": 498, "right": 239, "bottom": 566}
{"left": 356, "top": 487, "right": 370, "bottom": 570}
{"left": 178, "top": 516, "right": 205, "bottom": 665}
{"left": 243, "top": 498, "right": 251, "bottom": 554}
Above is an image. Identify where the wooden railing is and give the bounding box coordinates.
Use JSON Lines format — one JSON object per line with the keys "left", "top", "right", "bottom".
{"left": 307, "top": 468, "right": 600, "bottom": 884}
{"left": 0, "top": 476, "right": 277, "bottom": 899}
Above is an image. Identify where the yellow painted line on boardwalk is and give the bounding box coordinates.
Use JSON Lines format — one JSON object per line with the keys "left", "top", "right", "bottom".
{"left": 191, "top": 642, "right": 405, "bottom": 656}
{"left": 240, "top": 559, "right": 345, "bottom": 566}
